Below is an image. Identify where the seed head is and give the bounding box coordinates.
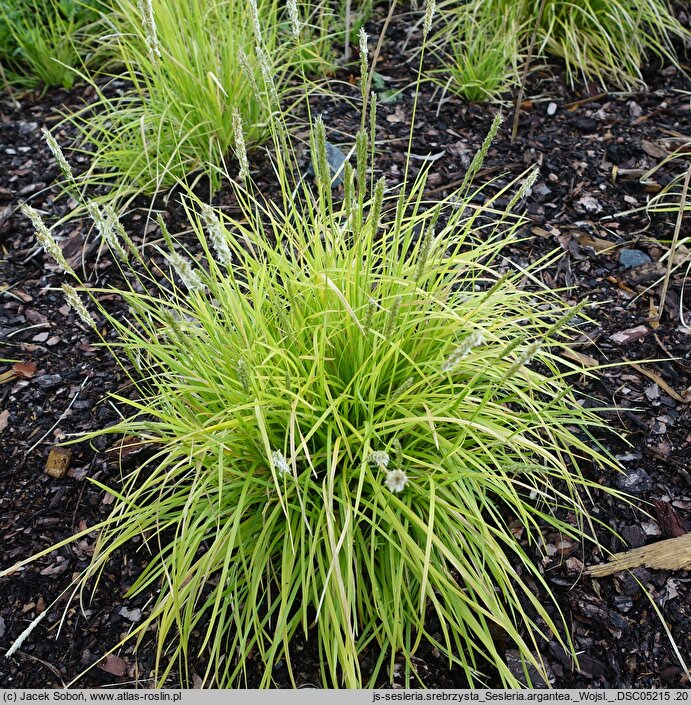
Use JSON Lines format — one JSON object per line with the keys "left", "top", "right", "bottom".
{"left": 88, "top": 202, "right": 129, "bottom": 262}
{"left": 62, "top": 284, "right": 96, "bottom": 329}
{"left": 201, "top": 203, "right": 233, "bottom": 266}
{"left": 42, "top": 128, "right": 74, "bottom": 185}
{"left": 391, "top": 376, "right": 414, "bottom": 399}
{"left": 232, "top": 108, "right": 250, "bottom": 181}
{"left": 248, "top": 0, "right": 263, "bottom": 44}
{"left": 359, "top": 27, "right": 368, "bottom": 97}
{"left": 21, "top": 204, "right": 76, "bottom": 278}
{"left": 238, "top": 49, "right": 260, "bottom": 100}
{"left": 358, "top": 27, "right": 368, "bottom": 60}
{"left": 256, "top": 46, "right": 278, "bottom": 104}
{"left": 423, "top": 0, "right": 436, "bottom": 37}
{"left": 442, "top": 330, "right": 484, "bottom": 373}
{"left": 286, "top": 0, "right": 301, "bottom": 37}
{"left": 383, "top": 295, "right": 402, "bottom": 340}
{"left": 271, "top": 450, "right": 290, "bottom": 476}
{"left": 465, "top": 113, "right": 502, "bottom": 187}
{"left": 364, "top": 296, "right": 378, "bottom": 334}
{"left": 384, "top": 469, "right": 408, "bottom": 493}
{"left": 137, "top": 0, "right": 160, "bottom": 59}
{"left": 369, "top": 178, "right": 385, "bottom": 233}
{"left": 236, "top": 356, "right": 251, "bottom": 393}
{"left": 167, "top": 251, "right": 205, "bottom": 292}
{"left": 506, "top": 165, "right": 540, "bottom": 212}
{"left": 355, "top": 129, "right": 367, "bottom": 200}
{"left": 506, "top": 341, "right": 542, "bottom": 377}
{"left": 391, "top": 439, "right": 403, "bottom": 465}
{"left": 413, "top": 225, "right": 433, "bottom": 283}
{"left": 368, "top": 451, "right": 390, "bottom": 469}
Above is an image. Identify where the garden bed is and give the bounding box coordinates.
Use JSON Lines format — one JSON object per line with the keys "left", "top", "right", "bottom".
{"left": 0, "top": 5, "right": 690, "bottom": 690}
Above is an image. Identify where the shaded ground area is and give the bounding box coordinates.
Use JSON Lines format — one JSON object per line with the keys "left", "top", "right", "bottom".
{"left": 1, "top": 8, "right": 690, "bottom": 689}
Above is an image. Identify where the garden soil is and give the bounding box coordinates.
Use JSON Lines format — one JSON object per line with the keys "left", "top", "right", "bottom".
{"left": 1, "top": 6, "right": 690, "bottom": 690}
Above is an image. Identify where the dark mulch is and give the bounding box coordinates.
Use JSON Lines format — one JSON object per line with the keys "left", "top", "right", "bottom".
{"left": 1, "top": 6, "right": 690, "bottom": 690}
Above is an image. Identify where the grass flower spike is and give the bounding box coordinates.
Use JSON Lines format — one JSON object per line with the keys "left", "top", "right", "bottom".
{"left": 166, "top": 251, "right": 204, "bottom": 292}
{"left": 61, "top": 283, "right": 96, "bottom": 329}
{"left": 236, "top": 356, "right": 251, "bottom": 393}
{"left": 423, "top": 0, "right": 436, "bottom": 37}
{"left": 88, "top": 202, "right": 129, "bottom": 262}
{"left": 21, "top": 204, "right": 76, "bottom": 277}
{"left": 271, "top": 450, "right": 291, "bottom": 475}
{"left": 248, "top": 0, "right": 262, "bottom": 45}
{"left": 368, "top": 451, "right": 390, "bottom": 469}
{"left": 506, "top": 341, "right": 542, "bottom": 378}
{"left": 286, "top": 0, "right": 301, "bottom": 38}
{"left": 359, "top": 27, "right": 368, "bottom": 97}
{"left": 42, "top": 127, "right": 74, "bottom": 185}
{"left": 384, "top": 469, "right": 408, "bottom": 493}
{"left": 137, "top": 0, "right": 160, "bottom": 59}
{"left": 442, "top": 330, "right": 484, "bottom": 372}
{"left": 200, "top": 204, "right": 233, "bottom": 266}
{"left": 232, "top": 108, "right": 250, "bottom": 181}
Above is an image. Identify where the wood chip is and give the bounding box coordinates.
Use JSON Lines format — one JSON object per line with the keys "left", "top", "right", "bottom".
{"left": 45, "top": 447, "right": 72, "bottom": 478}
{"left": 0, "top": 410, "right": 9, "bottom": 433}
{"left": 610, "top": 325, "right": 649, "bottom": 345}
{"left": 576, "top": 195, "right": 602, "bottom": 213}
{"left": 640, "top": 139, "right": 668, "bottom": 159}
{"left": 12, "top": 362, "right": 37, "bottom": 379}
{"left": 612, "top": 167, "right": 646, "bottom": 181}
{"left": 654, "top": 500, "right": 686, "bottom": 539}
{"left": 587, "top": 533, "right": 691, "bottom": 576}
{"left": 385, "top": 106, "right": 405, "bottom": 124}
{"left": 119, "top": 606, "right": 142, "bottom": 622}
{"left": 98, "top": 654, "right": 128, "bottom": 677}
{"left": 105, "top": 435, "right": 155, "bottom": 459}
{"left": 576, "top": 233, "right": 617, "bottom": 253}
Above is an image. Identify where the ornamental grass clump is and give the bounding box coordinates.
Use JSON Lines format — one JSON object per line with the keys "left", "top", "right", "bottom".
{"left": 66, "top": 0, "right": 287, "bottom": 197}
{"left": 6, "top": 9, "right": 629, "bottom": 689}
{"left": 9, "top": 109, "right": 627, "bottom": 687}
{"left": 0, "top": 0, "right": 107, "bottom": 90}
{"left": 432, "top": 6, "right": 523, "bottom": 103}
{"left": 439, "top": 0, "right": 689, "bottom": 91}
{"left": 534, "top": 0, "right": 689, "bottom": 89}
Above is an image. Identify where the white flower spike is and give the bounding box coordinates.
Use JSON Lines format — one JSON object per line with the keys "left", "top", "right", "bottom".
{"left": 442, "top": 330, "right": 484, "bottom": 373}
{"left": 271, "top": 450, "right": 290, "bottom": 476}
{"left": 201, "top": 203, "right": 233, "bottom": 266}
{"left": 21, "top": 204, "right": 76, "bottom": 278}
{"left": 368, "top": 451, "right": 390, "bottom": 469}
{"left": 384, "top": 469, "right": 408, "bottom": 493}
{"left": 167, "top": 251, "right": 205, "bottom": 292}
{"left": 62, "top": 284, "right": 96, "bottom": 329}
{"left": 42, "top": 128, "right": 74, "bottom": 184}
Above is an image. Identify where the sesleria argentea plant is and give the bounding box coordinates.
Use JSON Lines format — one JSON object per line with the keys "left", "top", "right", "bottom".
{"left": 437, "top": 0, "right": 689, "bottom": 92}
{"left": 5, "top": 7, "right": 630, "bottom": 690}
{"left": 0, "top": 0, "right": 107, "bottom": 91}
{"left": 430, "top": 3, "right": 524, "bottom": 103}
{"left": 64, "top": 0, "right": 296, "bottom": 198}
